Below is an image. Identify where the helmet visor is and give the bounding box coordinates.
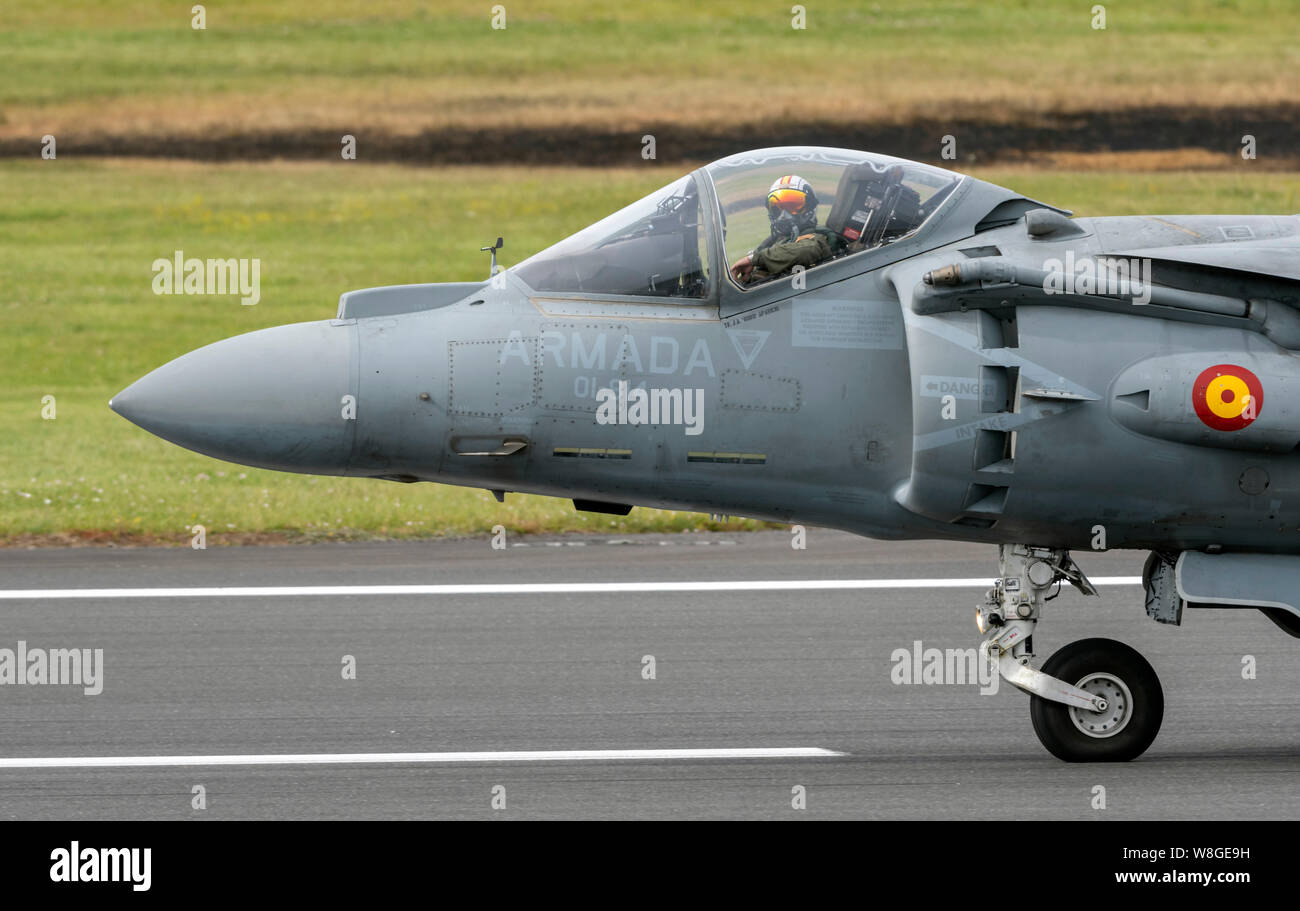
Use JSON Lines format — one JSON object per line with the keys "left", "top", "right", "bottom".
{"left": 766, "top": 187, "right": 809, "bottom": 216}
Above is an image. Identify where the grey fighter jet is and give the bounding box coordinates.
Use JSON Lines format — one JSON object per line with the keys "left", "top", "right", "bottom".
{"left": 112, "top": 147, "right": 1300, "bottom": 762}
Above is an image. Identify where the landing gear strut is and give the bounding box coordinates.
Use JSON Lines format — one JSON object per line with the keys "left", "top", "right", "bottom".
{"left": 977, "top": 545, "right": 1164, "bottom": 761}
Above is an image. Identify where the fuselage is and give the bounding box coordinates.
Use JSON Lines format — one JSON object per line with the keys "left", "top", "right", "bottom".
{"left": 111, "top": 148, "right": 1300, "bottom": 555}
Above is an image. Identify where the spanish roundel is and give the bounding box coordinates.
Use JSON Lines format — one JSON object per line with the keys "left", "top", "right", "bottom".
{"left": 1193, "top": 363, "right": 1263, "bottom": 431}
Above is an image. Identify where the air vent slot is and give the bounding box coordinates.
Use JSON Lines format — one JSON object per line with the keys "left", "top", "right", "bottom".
{"left": 962, "top": 483, "right": 1009, "bottom": 514}
{"left": 980, "top": 365, "right": 1020, "bottom": 413}
{"left": 1115, "top": 389, "right": 1151, "bottom": 411}
{"left": 973, "top": 429, "right": 1014, "bottom": 473}
{"left": 977, "top": 309, "right": 1019, "bottom": 349}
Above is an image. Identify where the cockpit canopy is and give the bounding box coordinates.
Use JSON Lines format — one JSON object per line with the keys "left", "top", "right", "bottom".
{"left": 708, "top": 148, "right": 961, "bottom": 288}
{"left": 514, "top": 174, "right": 709, "bottom": 298}
{"left": 512, "top": 147, "right": 963, "bottom": 299}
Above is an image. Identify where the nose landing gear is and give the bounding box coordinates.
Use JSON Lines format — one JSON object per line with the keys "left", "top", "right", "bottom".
{"left": 979, "top": 545, "right": 1164, "bottom": 762}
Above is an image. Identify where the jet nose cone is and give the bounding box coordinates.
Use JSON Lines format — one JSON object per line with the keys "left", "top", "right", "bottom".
{"left": 112, "top": 320, "right": 356, "bottom": 475}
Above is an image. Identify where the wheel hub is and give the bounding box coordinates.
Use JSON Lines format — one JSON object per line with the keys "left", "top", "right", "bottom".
{"left": 1068, "top": 673, "right": 1133, "bottom": 738}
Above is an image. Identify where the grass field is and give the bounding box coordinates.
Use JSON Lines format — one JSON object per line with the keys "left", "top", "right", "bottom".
{"left": 4, "top": 158, "right": 1300, "bottom": 543}
{"left": 3, "top": 0, "right": 1298, "bottom": 144}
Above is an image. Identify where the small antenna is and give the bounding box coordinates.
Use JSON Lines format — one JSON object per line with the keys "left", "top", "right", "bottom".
{"left": 480, "top": 236, "right": 504, "bottom": 279}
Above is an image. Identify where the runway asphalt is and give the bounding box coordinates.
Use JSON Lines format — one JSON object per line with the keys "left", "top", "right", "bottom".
{"left": 0, "top": 530, "right": 1295, "bottom": 820}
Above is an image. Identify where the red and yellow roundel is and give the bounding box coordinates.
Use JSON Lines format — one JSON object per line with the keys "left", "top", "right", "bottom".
{"left": 1193, "top": 363, "right": 1263, "bottom": 431}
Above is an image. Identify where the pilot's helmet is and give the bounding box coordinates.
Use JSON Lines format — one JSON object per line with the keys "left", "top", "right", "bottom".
{"left": 766, "top": 175, "right": 819, "bottom": 238}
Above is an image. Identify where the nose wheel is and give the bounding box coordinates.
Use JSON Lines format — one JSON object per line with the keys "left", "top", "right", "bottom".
{"left": 978, "top": 546, "right": 1165, "bottom": 761}
{"left": 1029, "top": 638, "right": 1164, "bottom": 762}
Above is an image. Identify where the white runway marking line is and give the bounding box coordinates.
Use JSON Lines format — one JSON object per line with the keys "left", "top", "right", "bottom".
{"left": 0, "top": 747, "right": 845, "bottom": 770}
{"left": 0, "top": 577, "right": 1144, "bottom": 600}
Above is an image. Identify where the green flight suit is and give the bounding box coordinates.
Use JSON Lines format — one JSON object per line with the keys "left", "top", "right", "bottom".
{"left": 748, "top": 227, "right": 846, "bottom": 283}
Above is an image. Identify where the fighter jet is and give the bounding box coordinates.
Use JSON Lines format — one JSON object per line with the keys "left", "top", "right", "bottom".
{"left": 112, "top": 146, "right": 1300, "bottom": 762}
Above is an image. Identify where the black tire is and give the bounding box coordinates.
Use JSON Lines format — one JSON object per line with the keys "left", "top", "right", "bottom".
{"left": 1029, "top": 638, "right": 1163, "bottom": 762}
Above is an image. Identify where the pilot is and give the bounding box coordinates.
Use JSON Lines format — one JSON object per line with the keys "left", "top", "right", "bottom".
{"left": 729, "top": 175, "right": 846, "bottom": 284}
